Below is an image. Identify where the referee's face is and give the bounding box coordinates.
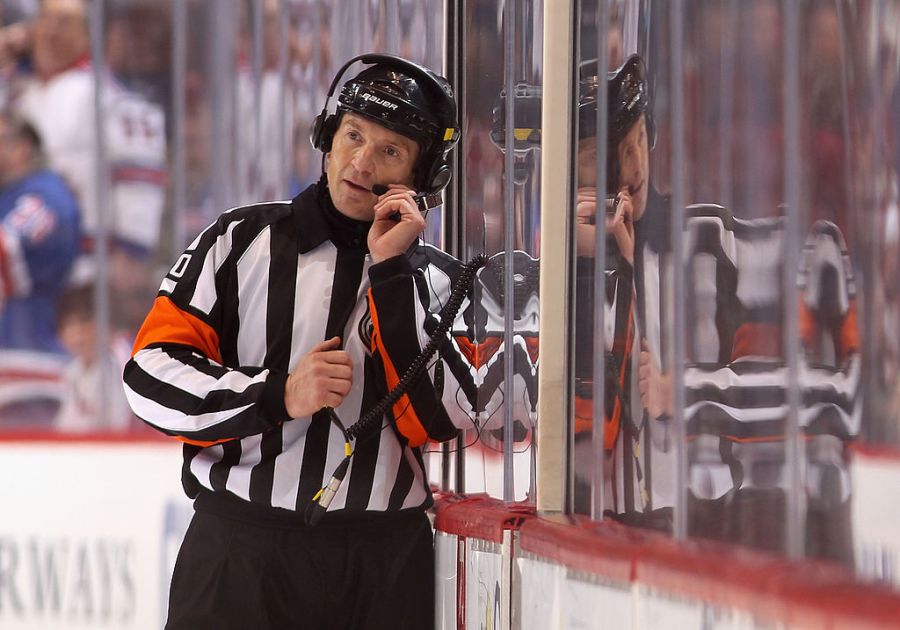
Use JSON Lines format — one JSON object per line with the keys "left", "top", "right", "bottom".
{"left": 326, "top": 113, "right": 420, "bottom": 221}
{"left": 615, "top": 114, "right": 649, "bottom": 221}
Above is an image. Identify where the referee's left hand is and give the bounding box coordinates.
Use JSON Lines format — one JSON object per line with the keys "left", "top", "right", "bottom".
{"left": 284, "top": 337, "right": 353, "bottom": 418}
{"left": 368, "top": 184, "right": 426, "bottom": 263}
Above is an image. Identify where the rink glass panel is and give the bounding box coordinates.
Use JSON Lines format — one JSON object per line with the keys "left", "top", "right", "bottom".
{"left": 648, "top": 0, "right": 897, "bottom": 563}
{"left": 0, "top": 0, "right": 896, "bottom": 579}
{"left": 664, "top": 0, "right": 799, "bottom": 557}
{"left": 568, "top": 0, "right": 681, "bottom": 524}
{"left": 454, "top": 0, "right": 543, "bottom": 503}
{"left": 566, "top": 0, "right": 900, "bottom": 567}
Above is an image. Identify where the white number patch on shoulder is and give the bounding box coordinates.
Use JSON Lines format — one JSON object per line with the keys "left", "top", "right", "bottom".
{"left": 169, "top": 253, "right": 192, "bottom": 278}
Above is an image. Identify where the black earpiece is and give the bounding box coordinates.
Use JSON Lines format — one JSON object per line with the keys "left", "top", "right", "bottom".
{"left": 309, "top": 111, "right": 339, "bottom": 153}
{"left": 426, "top": 162, "right": 453, "bottom": 193}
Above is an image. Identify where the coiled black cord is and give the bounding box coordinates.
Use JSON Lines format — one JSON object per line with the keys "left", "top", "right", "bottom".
{"left": 306, "top": 254, "right": 486, "bottom": 524}
{"left": 346, "top": 254, "right": 486, "bottom": 440}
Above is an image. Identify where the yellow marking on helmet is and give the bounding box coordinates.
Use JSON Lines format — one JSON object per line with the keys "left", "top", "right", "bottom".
{"left": 514, "top": 128, "right": 534, "bottom": 141}
{"left": 443, "top": 128, "right": 456, "bottom": 141}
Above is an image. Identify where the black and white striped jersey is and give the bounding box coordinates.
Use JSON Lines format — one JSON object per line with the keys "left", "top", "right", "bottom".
{"left": 123, "top": 182, "right": 477, "bottom": 518}
{"left": 680, "top": 208, "right": 860, "bottom": 441}
{"left": 606, "top": 197, "right": 861, "bottom": 515}
{"left": 679, "top": 209, "right": 861, "bottom": 503}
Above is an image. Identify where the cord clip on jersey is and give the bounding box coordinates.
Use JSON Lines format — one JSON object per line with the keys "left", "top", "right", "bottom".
{"left": 304, "top": 407, "right": 353, "bottom": 524}
{"left": 305, "top": 254, "right": 487, "bottom": 525}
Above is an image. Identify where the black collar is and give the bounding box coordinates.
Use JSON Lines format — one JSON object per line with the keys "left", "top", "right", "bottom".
{"left": 292, "top": 177, "right": 372, "bottom": 253}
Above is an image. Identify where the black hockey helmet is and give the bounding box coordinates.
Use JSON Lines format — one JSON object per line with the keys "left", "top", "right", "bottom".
{"left": 577, "top": 53, "right": 654, "bottom": 147}
{"left": 310, "top": 53, "right": 461, "bottom": 194}
{"left": 489, "top": 82, "right": 543, "bottom": 154}
{"left": 577, "top": 58, "right": 602, "bottom": 141}
{"left": 576, "top": 54, "right": 655, "bottom": 193}
{"left": 606, "top": 53, "right": 654, "bottom": 149}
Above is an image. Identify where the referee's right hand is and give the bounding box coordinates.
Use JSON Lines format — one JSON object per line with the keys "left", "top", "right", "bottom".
{"left": 284, "top": 337, "right": 354, "bottom": 418}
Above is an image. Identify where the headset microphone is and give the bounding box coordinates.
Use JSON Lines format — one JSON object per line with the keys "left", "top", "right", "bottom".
{"left": 370, "top": 184, "right": 443, "bottom": 218}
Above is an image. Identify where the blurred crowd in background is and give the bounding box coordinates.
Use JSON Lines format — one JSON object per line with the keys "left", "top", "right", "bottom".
{"left": 0, "top": 0, "right": 895, "bottom": 465}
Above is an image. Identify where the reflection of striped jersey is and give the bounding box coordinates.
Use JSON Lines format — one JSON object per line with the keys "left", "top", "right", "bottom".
{"left": 123, "top": 183, "right": 476, "bottom": 518}
{"left": 680, "top": 207, "right": 860, "bottom": 502}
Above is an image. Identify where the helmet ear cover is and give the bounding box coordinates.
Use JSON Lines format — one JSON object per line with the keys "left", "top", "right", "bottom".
{"left": 310, "top": 53, "right": 460, "bottom": 195}
{"left": 416, "top": 140, "right": 455, "bottom": 195}
{"left": 423, "top": 158, "right": 453, "bottom": 193}
{"left": 309, "top": 110, "right": 340, "bottom": 153}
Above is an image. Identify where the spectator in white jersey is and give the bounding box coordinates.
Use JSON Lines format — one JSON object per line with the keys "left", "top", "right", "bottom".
{"left": 12, "top": 0, "right": 166, "bottom": 325}
{"left": 235, "top": 0, "right": 293, "bottom": 204}
{"left": 124, "top": 54, "right": 480, "bottom": 628}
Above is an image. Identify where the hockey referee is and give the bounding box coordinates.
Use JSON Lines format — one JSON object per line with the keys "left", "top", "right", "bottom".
{"left": 123, "top": 54, "right": 478, "bottom": 629}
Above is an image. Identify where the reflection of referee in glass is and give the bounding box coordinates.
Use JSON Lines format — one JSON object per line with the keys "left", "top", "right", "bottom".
{"left": 573, "top": 54, "right": 677, "bottom": 525}
{"left": 123, "top": 54, "right": 476, "bottom": 628}
{"left": 606, "top": 54, "right": 675, "bottom": 526}
{"left": 571, "top": 56, "right": 639, "bottom": 517}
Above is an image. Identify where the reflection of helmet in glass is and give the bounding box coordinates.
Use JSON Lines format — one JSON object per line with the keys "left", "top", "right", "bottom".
{"left": 607, "top": 54, "right": 653, "bottom": 148}
{"left": 490, "top": 82, "right": 543, "bottom": 155}
{"left": 578, "top": 53, "right": 654, "bottom": 148}
{"left": 577, "top": 59, "right": 602, "bottom": 140}
{"left": 338, "top": 63, "right": 459, "bottom": 193}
